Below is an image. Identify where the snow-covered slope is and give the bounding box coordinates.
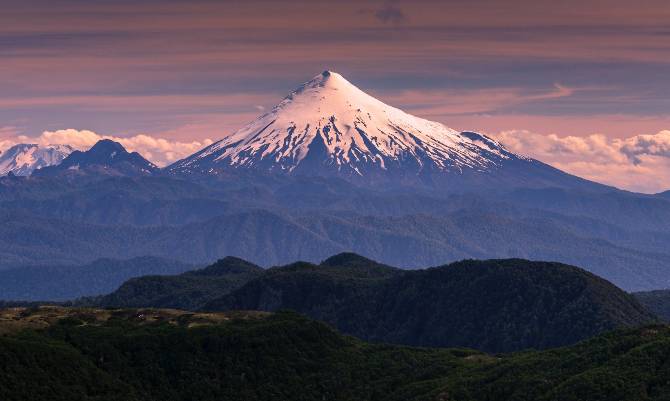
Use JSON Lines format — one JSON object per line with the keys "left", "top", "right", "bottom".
{"left": 170, "top": 71, "right": 603, "bottom": 191}
{"left": 0, "top": 144, "right": 73, "bottom": 176}
{"left": 171, "top": 71, "right": 520, "bottom": 175}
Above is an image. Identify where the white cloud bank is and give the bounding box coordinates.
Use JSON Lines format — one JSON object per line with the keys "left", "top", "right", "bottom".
{"left": 0, "top": 129, "right": 214, "bottom": 167}
{"left": 493, "top": 130, "right": 670, "bottom": 194}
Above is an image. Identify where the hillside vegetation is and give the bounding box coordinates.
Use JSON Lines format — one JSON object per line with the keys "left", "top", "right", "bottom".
{"left": 99, "top": 253, "right": 656, "bottom": 353}
{"left": 0, "top": 307, "right": 669, "bottom": 401}
{"left": 96, "top": 257, "right": 263, "bottom": 310}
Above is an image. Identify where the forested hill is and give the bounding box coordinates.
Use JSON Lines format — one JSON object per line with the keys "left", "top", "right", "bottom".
{"left": 97, "top": 254, "right": 656, "bottom": 352}
{"left": 206, "top": 257, "right": 656, "bottom": 352}
{"left": 95, "top": 256, "right": 264, "bottom": 310}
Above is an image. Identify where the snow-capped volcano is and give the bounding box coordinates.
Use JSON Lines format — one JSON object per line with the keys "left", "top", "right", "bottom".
{"left": 169, "top": 71, "right": 599, "bottom": 191}
{"left": 171, "top": 71, "right": 519, "bottom": 176}
{"left": 0, "top": 144, "right": 73, "bottom": 176}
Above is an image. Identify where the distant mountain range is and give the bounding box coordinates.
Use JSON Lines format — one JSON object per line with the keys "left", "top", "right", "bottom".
{"left": 93, "top": 253, "right": 655, "bottom": 353}
{"left": 0, "top": 72, "right": 669, "bottom": 292}
{"left": 1, "top": 175, "right": 669, "bottom": 290}
{"left": 0, "top": 143, "right": 72, "bottom": 176}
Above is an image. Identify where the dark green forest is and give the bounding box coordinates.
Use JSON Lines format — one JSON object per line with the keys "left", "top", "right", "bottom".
{"left": 97, "top": 254, "right": 656, "bottom": 352}
{"left": 95, "top": 256, "right": 263, "bottom": 310}
{"left": 1, "top": 307, "right": 669, "bottom": 401}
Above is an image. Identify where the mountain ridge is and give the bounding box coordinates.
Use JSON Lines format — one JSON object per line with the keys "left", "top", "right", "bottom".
{"left": 95, "top": 257, "right": 264, "bottom": 310}
{"left": 202, "top": 256, "right": 656, "bottom": 352}
{"left": 2, "top": 205, "right": 670, "bottom": 291}
{"left": 93, "top": 254, "right": 656, "bottom": 352}
{"left": 34, "top": 139, "right": 157, "bottom": 177}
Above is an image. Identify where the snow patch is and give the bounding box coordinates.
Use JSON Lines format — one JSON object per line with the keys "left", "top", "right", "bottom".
{"left": 0, "top": 144, "right": 73, "bottom": 176}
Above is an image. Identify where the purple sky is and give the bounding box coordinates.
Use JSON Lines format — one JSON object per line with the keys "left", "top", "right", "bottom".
{"left": 1, "top": 0, "right": 669, "bottom": 192}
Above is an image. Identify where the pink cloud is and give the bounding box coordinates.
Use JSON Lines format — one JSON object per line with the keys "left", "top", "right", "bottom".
{"left": 620, "top": 131, "right": 670, "bottom": 165}
{"left": 493, "top": 129, "right": 670, "bottom": 193}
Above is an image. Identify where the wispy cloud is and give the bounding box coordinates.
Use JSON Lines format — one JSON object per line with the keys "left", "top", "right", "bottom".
{"left": 376, "top": 83, "right": 580, "bottom": 116}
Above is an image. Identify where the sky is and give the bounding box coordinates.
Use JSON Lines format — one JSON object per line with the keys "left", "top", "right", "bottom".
{"left": 1, "top": 0, "right": 669, "bottom": 192}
